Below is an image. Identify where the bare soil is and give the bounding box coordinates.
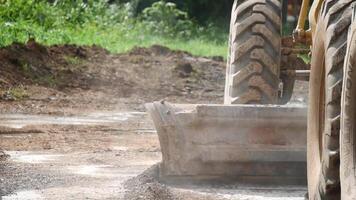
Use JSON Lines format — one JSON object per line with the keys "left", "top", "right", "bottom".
{"left": 0, "top": 41, "right": 307, "bottom": 199}
{"left": 0, "top": 40, "right": 225, "bottom": 115}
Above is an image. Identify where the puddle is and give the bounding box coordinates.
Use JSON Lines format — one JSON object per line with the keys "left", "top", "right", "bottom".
{"left": 7, "top": 151, "right": 63, "bottom": 164}
{"left": 67, "top": 165, "right": 112, "bottom": 176}
{"left": 1, "top": 134, "right": 32, "bottom": 138}
{"left": 0, "top": 112, "right": 146, "bottom": 129}
{"left": 112, "top": 146, "right": 129, "bottom": 151}
{"left": 2, "top": 190, "right": 43, "bottom": 200}
{"left": 67, "top": 165, "right": 145, "bottom": 178}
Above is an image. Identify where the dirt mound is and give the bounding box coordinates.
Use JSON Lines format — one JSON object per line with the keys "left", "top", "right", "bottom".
{"left": 0, "top": 39, "right": 106, "bottom": 90}
{"left": 0, "top": 42, "right": 226, "bottom": 113}
{"left": 0, "top": 41, "right": 225, "bottom": 96}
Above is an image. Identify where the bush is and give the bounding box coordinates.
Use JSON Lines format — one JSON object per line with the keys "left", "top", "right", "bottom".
{"left": 51, "top": 0, "right": 132, "bottom": 26}
{"left": 0, "top": 0, "right": 55, "bottom": 44}
{"left": 0, "top": 0, "right": 134, "bottom": 46}
{"left": 141, "top": 1, "right": 195, "bottom": 38}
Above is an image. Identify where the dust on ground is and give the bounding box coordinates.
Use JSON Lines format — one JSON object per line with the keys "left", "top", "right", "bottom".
{"left": 0, "top": 41, "right": 308, "bottom": 199}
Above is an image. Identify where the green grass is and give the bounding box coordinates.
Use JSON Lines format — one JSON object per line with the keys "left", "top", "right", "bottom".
{"left": 6, "top": 87, "right": 29, "bottom": 100}
{"left": 0, "top": 23, "right": 228, "bottom": 59}
{"left": 29, "top": 25, "right": 228, "bottom": 59}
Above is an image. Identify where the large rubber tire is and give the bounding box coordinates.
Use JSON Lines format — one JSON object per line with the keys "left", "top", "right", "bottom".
{"left": 224, "top": 0, "right": 282, "bottom": 104}
{"left": 340, "top": 5, "right": 356, "bottom": 200}
{"left": 307, "top": 0, "right": 354, "bottom": 199}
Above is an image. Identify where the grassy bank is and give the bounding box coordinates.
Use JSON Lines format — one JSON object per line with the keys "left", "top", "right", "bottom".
{"left": 46, "top": 26, "right": 228, "bottom": 58}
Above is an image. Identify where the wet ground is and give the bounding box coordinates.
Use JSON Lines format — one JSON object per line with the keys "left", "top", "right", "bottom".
{"left": 0, "top": 112, "right": 147, "bottom": 129}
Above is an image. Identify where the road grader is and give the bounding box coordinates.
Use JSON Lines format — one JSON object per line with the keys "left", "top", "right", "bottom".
{"left": 147, "top": 0, "right": 356, "bottom": 199}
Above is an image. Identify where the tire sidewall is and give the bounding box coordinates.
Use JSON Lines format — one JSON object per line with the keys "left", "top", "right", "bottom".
{"left": 308, "top": 19, "right": 327, "bottom": 199}
{"left": 341, "top": 20, "right": 356, "bottom": 200}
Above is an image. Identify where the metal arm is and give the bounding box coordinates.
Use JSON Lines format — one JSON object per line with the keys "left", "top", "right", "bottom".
{"left": 294, "top": 0, "right": 324, "bottom": 44}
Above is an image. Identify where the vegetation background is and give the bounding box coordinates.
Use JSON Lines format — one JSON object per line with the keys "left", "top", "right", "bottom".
{"left": 0, "top": 0, "right": 236, "bottom": 57}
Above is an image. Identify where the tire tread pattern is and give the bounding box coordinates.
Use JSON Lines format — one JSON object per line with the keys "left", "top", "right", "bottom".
{"left": 313, "top": 0, "right": 354, "bottom": 199}
{"left": 225, "top": 0, "right": 281, "bottom": 104}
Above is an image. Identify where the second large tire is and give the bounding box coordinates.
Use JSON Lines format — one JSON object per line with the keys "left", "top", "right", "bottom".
{"left": 340, "top": 4, "right": 356, "bottom": 200}
{"left": 224, "top": 0, "right": 282, "bottom": 104}
{"left": 307, "top": 0, "right": 354, "bottom": 199}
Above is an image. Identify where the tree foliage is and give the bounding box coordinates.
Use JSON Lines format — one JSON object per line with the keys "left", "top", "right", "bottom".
{"left": 116, "top": 0, "right": 234, "bottom": 24}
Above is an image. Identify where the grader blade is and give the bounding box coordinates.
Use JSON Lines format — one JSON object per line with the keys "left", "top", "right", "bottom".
{"left": 146, "top": 102, "right": 307, "bottom": 185}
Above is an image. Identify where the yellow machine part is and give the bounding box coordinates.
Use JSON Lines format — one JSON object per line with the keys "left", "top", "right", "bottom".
{"left": 295, "top": 0, "right": 324, "bottom": 44}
